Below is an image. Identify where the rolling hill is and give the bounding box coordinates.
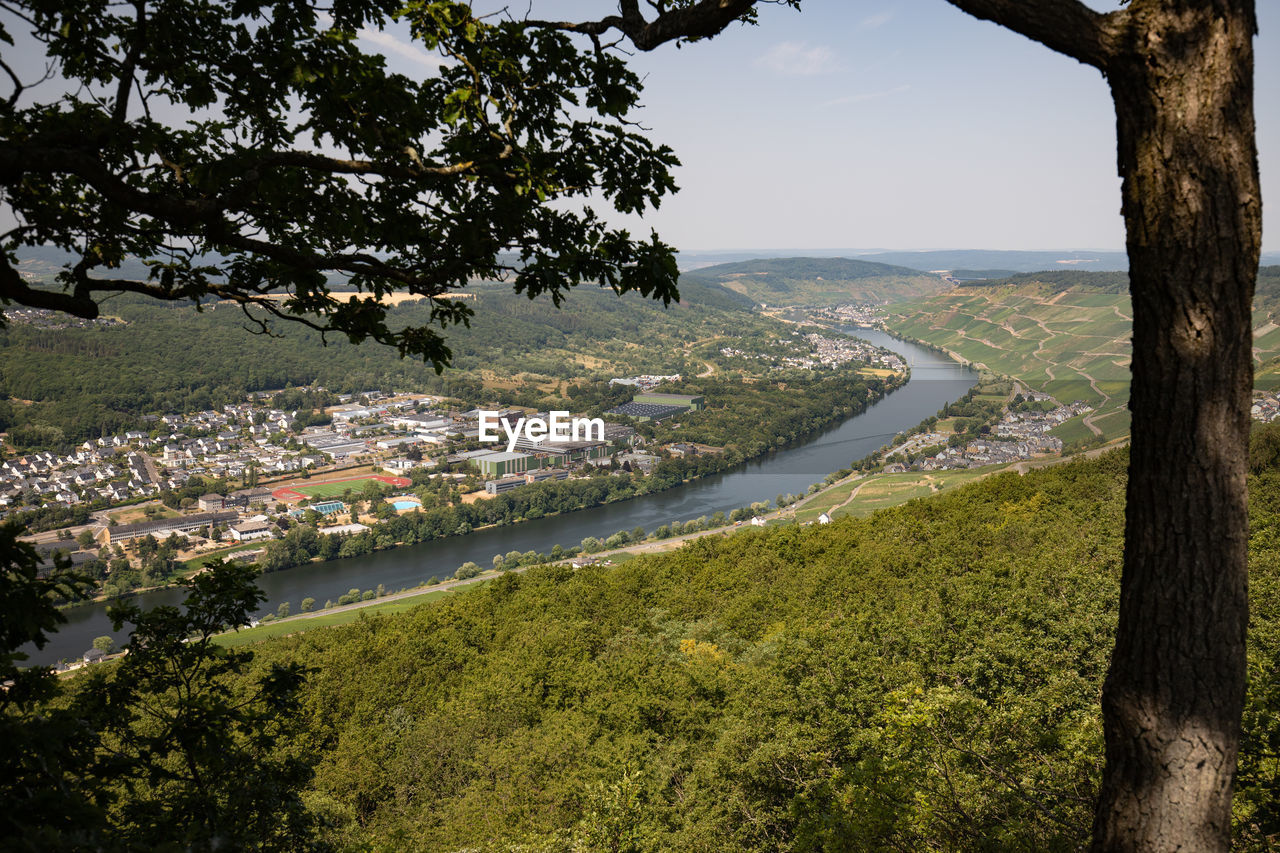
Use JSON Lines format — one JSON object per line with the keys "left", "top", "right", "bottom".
{"left": 884, "top": 267, "right": 1280, "bottom": 447}
{"left": 679, "top": 257, "right": 950, "bottom": 307}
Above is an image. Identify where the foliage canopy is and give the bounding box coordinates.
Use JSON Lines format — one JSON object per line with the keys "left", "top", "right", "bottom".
{"left": 0, "top": 0, "right": 685, "bottom": 366}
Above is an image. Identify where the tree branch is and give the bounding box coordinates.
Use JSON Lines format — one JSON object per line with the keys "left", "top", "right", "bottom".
{"left": 525, "top": 0, "right": 760, "bottom": 51}
{"left": 1, "top": 145, "right": 458, "bottom": 292}
{"left": 943, "top": 0, "right": 1122, "bottom": 69}
{"left": 111, "top": 0, "right": 146, "bottom": 125}
{"left": 246, "top": 149, "right": 479, "bottom": 180}
{"left": 0, "top": 261, "right": 99, "bottom": 318}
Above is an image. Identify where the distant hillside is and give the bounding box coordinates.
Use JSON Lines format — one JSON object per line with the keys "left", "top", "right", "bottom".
{"left": 15, "top": 244, "right": 157, "bottom": 283}
{"left": 950, "top": 269, "right": 1019, "bottom": 280}
{"left": 1253, "top": 265, "right": 1280, "bottom": 319}
{"left": 680, "top": 257, "right": 950, "bottom": 307}
{"left": 0, "top": 282, "right": 783, "bottom": 449}
{"left": 675, "top": 248, "right": 1138, "bottom": 272}
{"left": 14, "top": 244, "right": 756, "bottom": 313}
{"left": 957, "top": 270, "right": 1129, "bottom": 293}
{"left": 860, "top": 249, "right": 1131, "bottom": 273}
{"left": 672, "top": 275, "right": 757, "bottom": 310}
{"left": 884, "top": 268, "right": 1280, "bottom": 448}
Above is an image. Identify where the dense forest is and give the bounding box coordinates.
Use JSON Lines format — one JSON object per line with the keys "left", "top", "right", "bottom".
{"left": 28, "top": 427, "right": 1278, "bottom": 850}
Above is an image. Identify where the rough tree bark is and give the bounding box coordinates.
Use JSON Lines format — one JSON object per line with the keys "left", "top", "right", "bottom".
{"left": 1095, "top": 3, "right": 1260, "bottom": 849}
{"left": 909, "top": 2, "right": 1261, "bottom": 847}
{"left": 563, "top": 0, "right": 1262, "bottom": 847}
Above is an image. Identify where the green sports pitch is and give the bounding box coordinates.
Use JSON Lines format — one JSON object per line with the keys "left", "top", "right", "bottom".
{"left": 272, "top": 474, "right": 411, "bottom": 503}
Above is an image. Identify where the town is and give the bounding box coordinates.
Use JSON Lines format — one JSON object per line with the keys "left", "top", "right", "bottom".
{"left": 881, "top": 395, "right": 1093, "bottom": 471}
{"left": 0, "top": 387, "right": 703, "bottom": 517}
{"left": 1252, "top": 389, "right": 1280, "bottom": 423}
{"left": 2, "top": 383, "right": 717, "bottom": 591}
{"left": 720, "top": 332, "right": 905, "bottom": 371}
{"left": 801, "top": 303, "right": 885, "bottom": 327}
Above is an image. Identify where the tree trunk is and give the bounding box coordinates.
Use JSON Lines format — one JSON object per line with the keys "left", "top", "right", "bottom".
{"left": 1092, "top": 3, "right": 1261, "bottom": 849}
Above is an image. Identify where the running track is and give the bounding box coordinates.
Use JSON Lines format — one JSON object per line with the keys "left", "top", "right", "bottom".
{"left": 271, "top": 474, "right": 412, "bottom": 503}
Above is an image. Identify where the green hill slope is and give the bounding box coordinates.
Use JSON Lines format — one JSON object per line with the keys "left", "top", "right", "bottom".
{"left": 884, "top": 267, "right": 1280, "bottom": 447}
{"left": 214, "top": 439, "right": 1280, "bottom": 851}
{"left": 680, "top": 257, "right": 950, "bottom": 307}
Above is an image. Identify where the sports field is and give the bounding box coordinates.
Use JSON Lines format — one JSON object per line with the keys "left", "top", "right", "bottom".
{"left": 272, "top": 474, "right": 411, "bottom": 503}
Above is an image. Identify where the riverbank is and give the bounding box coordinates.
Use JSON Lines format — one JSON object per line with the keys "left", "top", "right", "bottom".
{"left": 198, "top": 436, "right": 1130, "bottom": 653}
{"left": 60, "top": 367, "right": 906, "bottom": 606}
{"left": 25, "top": 330, "right": 979, "bottom": 667}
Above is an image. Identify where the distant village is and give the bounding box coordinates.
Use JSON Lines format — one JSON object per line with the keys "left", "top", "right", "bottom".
{"left": 1253, "top": 390, "right": 1280, "bottom": 423}
{"left": 2, "top": 306, "right": 127, "bottom": 329}
{"left": 803, "top": 303, "right": 884, "bottom": 327}
{"left": 720, "top": 332, "right": 905, "bottom": 372}
{"left": 882, "top": 395, "right": 1094, "bottom": 472}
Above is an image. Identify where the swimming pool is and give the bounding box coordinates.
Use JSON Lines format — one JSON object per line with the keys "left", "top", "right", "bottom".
{"left": 391, "top": 499, "right": 420, "bottom": 511}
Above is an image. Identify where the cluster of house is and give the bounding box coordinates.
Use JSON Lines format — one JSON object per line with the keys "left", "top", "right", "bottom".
{"left": 152, "top": 403, "right": 326, "bottom": 484}
{"left": 2, "top": 306, "right": 126, "bottom": 329}
{"left": 908, "top": 435, "right": 1064, "bottom": 471}
{"left": 1252, "top": 391, "right": 1280, "bottom": 423}
{"left": 1, "top": 393, "right": 375, "bottom": 515}
{"left": 719, "top": 333, "right": 904, "bottom": 372}
{"left": 993, "top": 399, "right": 1094, "bottom": 438}
{"left": 804, "top": 303, "right": 885, "bottom": 327}
{"left": 885, "top": 399, "right": 1092, "bottom": 472}
{"left": 608, "top": 374, "right": 683, "bottom": 391}
{"left": 791, "top": 333, "right": 905, "bottom": 371}
{"left": 0, "top": 443, "right": 159, "bottom": 511}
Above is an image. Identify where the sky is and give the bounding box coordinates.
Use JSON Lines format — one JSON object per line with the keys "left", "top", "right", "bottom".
{"left": 478, "top": 0, "right": 1276, "bottom": 255}
{"left": 564, "top": 0, "right": 1280, "bottom": 254}
{"left": 4, "top": 1, "right": 1277, "bottom": 255}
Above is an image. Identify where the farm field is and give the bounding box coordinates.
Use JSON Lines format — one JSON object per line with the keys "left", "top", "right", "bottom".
{"left": 831, "top": 467, "right": 1013, "bottom": 519}
{"left": 885, "top": 276, "right": 1280, "bottom": 447}
{"left": 793, "top": 465, "right": 1012, "bottom": 524}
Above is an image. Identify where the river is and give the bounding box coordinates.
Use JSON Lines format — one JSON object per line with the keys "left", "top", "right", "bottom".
{"left": 29, "top": 330, "right": 976, "bottom": 666}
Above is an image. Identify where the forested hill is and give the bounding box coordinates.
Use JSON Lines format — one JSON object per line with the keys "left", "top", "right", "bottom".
{"left": 0, "top": 282, "right": 776, "bottom": 448}
{"left": 858, "top": 248, "right": 1132, "bottom": 273}
{"left": 198, "top": 436, "right": 1280, "bottom": 850}
{"left": 679, "top": 256, "right": 950, "bottom": 306}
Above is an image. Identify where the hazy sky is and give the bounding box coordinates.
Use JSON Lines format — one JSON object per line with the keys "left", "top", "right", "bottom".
{"left": 4, "top": 1, "right": 1276, "bottom": 255}
{"left": 594, "top": 0, "right": 1280, "bottom": 254}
